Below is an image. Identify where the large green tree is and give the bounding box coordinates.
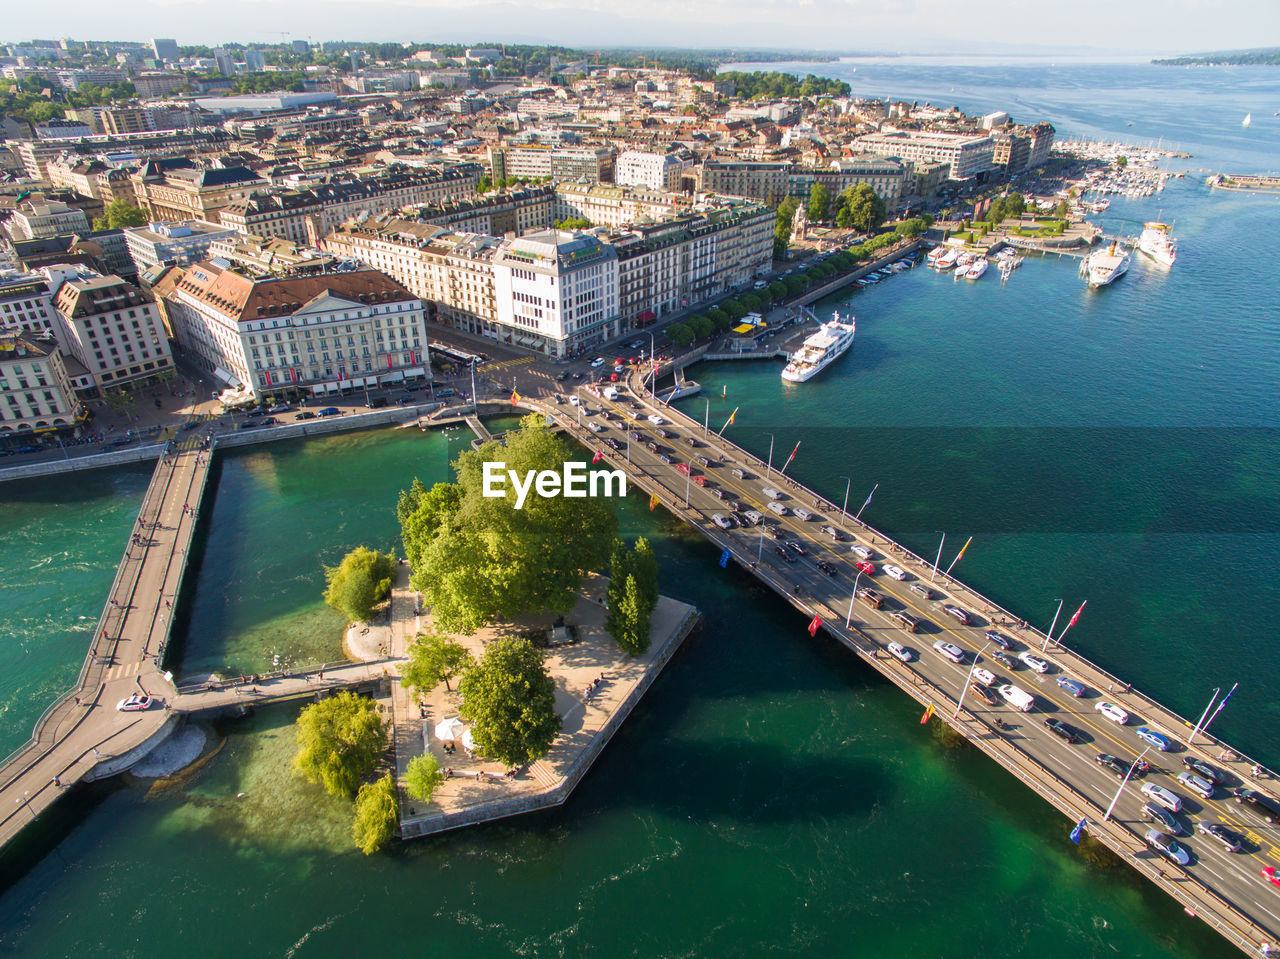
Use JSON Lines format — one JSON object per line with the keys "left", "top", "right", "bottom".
{"left": 405, "top": 753, "right": 445, "bottom": 802}
{"left": 604, "top": 537, "right": 659, "bottom": 656}
{"left": 1005, "top": 192, "right": 1026, "bottom": 218}
{"left": 807, "top": 183, "right": 831, "bottom": 223}
{"left": 458, "top": 636, "right": 560, "bottom": 766}
{"left": 351, "top": 773, "right": 398, "bottom": 855}
{"left": 92, "top": 199, "right": 148, "bottom": 232}
{"left": 402, "top": 631, "right": 473, "bottom": 693}
{"left": 774, "top": 196, "right": 799, "bottom": 260}
{"left": 400, "top": 415, "right": 617, "bottom": 633}
{"left": 323, "top": 546, "right": 395, "bottom": 623}
{"left": 294, "top": 691, "right": 387, "bottom": 799}
{"left": 840, "top": 184, "right": 887, "bottom": 234}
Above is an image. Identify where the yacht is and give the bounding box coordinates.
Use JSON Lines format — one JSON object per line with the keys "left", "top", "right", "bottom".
{"left": 1242, "top": 113, "right": 1252, "bottom": 128}
{"left": 1082, "top": 242, "right": 1131, "bottom": 288}
{"left": 934, "top": 249, "right": 959, "bottom": 270}
{"left": 965, "top": 257, "right": 989, "bottom": 280}
{"left": 1137, "top": 221, "right": 1177, "bottom": 268}
{"left": 781, "top": 313, "right": 857, "bottom": 383}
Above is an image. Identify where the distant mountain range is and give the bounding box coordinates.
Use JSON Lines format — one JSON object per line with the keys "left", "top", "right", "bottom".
{"left": 1154, "top": 47, "right": 1280, "bottom": 66}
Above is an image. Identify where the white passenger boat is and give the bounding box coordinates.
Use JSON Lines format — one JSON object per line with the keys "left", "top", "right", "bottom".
{"left": 1137, "top": 221, "right": 1177, "bottom": 268}
{"left": 965, "top": 257, "right": 989, "bottom": 280}
{"left": 781, "top": 313, "right": 857, "bottom": 383}
{"left": 1081, "top": 242, "right": 1131, "bottom": 288}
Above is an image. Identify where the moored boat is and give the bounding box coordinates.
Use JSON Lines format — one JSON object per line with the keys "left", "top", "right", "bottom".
{"left": 1137, "top": 221, "right": 1177, "bottom": 268}
{"left": 781, "top": 313, "right": 857, "bottom": 383}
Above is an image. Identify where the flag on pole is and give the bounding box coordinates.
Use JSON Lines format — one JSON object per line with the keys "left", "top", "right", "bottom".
{"left": 781, "top": 440, "right": 801, "bottom": 472}
{"left": 592, "top": 449, "right": 603, "bottom": 464}
{"left": 954, "top": 537, "right": 971, "bottom": 563}
{"left": 1066, "top": 600, "right": 1087, "bottom": 630}
{"left": 1209, "top": 683, "right": 1237, "bottom": 720}
{"left": 1070, "top": 818, "right": 1087, "bottom": 844}
{"left": 649, "top": 492, "right": 660, "bottom": 511}
{"left": 717, "top": 406, "right": 739, "bottom": 437}
{"left": 920, "top": 703, "right": 935, "bottom": 724}
{"left": 511, "top": 390, "right": 521, "bottom": 406}
{"left": 808, "top": 615, "right": 822, "bottom": 636}
{"left": 859, "top": 483, "right": 878, "bottom": 514}
{"left": 719, "top": 548, "right": 732, "bottom": 569}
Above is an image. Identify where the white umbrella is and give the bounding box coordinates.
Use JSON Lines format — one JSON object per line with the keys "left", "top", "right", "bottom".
{"left": 434, "top": 717, "right": 465, "bottom": 741}
{"left": 461, "top": 727, "right": 475, "bottom": 751}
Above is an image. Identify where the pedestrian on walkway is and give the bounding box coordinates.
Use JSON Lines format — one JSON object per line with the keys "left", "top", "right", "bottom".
{"left": 52, "top": 776, "right": 61, "bottom": 788}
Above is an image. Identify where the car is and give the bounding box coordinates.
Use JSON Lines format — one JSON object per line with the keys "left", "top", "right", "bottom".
{"left": 1143, "top": 803, "right": 1184, "bottom": 835}
{"left": 606, "top": 438, "right": 622, "bottom": 450}
{"left": 774, "top": 545, "right": 796, "bottom": 563}
{"left": 850, "top": 544, "right": 875, "bottom": 560}
{"left": 1144, "top": 830, "right": 1191, "bottom": 866}
{"left": 1136, "top": 727, "right": 1172, "bottom": 752}
{"left": 268, "top": 403, "right": 293, "bottom": 414}
{"left": 1056, "top": 677, "right": 1087, "bottom": 697}
{"left": 1095, "top": 754, "right": 1131, "bottom": 779}
{"left": 436, "top": 388, "right": 456, "bottom": 398}
{"left": 629, "top": 339, "right": 644, "bottom": 349}
{"left": 1018, "top": 652, "right": 1051, "bottom": 673}
{"left": 676, "top": 462, "right": 690, "bottom": 474}
{"left": 908, "top": 583, "right": 933, "bottom": 600}
{"left": 591, "top": 357, "right": 605, "bottom": 368}
{"left": 1234, "top": 789, "right": 1280, "bottom": 823}
{"left": 656, "top": 428, "right": 671, "bottom": 438}
{"left": 1263, "top": 866, "right": 1280, "bottom": 887}
{"left": 1140, "top": 782, "right": 1183, "bottom": 813}
{"left": 238, "top": 419, "right": 260, "bottom": 430}
{"left": 816, "top": 560, "right": 838, "bottom": 576}
{"left": 785, "top": 541, "right": 806, "bottom": 556}
{"left": 943, "top": 605, "right": 970, "bottom": 625}
{"left": 686, "top": 436, "right": 699, "bottom": 447}
{"left": 610, "top": 372, "right": 620, "bottom": 382}
{"left": 1095, "top": 701, "right": 1130, "bottom": 725}
{"left": 993, "top": 652, "right": 1018, "bottom": 670}
{"left": 365, "top": 396, "right": 389, "bottom": 408}
{"left": 711, "top": 513, "right": 734, "bottom": 530}
{"left": 984, "top": 630, "right": 1013, "bottom": 650}
{"left": 711, "top": 488, "right": 726, "bottom": 500}
{"left": 1044, "top": 719, "right": 1080, "bottom": 744}
{"left": 647, "top": 414, "right": 665, "bottom": 425}
{"left": 883, "top": 564, "right": 908, "bottom": 581}
{"left": 932, "top": 640, "right": 965, "bottom": 664}
{"left": 696, "top": 456, "right": 710, "bottom": 467}
{"left": 1181, "top": 757, "right": 1222, "bottom": 784}
{"left": 589, "top": 422, "right": 604, "bottom": 433}
{"left": 116, "top": 693, "right": 153, "bottom": 712}
{"left": 743, "top": 510, "right": 763, "bottom": 526}
{"left": 397, "top": 396, "right": 417, "bottom": 406}
{"left": 854, "top": 561, "right": 876, "bottom": 576}
{"left": 821, "top": 525, "right": 845, "bottom": 541}
{"left": 555, "top": 371, "right": 570, "bottom": 381}
{"left": 794, "top": 507, "right": 812, "bottom": 521}
{"left": 629, "top": 430, "right": 642, "bottom": 440}
{"left": 646, "top": 441, "right": 660, "bottom": 452}
{"left": 887, "top": 642, "right": 915, "bottom": 663}
{"left": 1196, "top": 821, "right": 1243, "bottom": 852}
{"left": 295, "top": 411, "right": 317, "bottom": 420}
{"left": 317, "top": 407, "right": 341, "bottom": 417}
{"left": 972, "top": 667, "right": 996, "bottom": 687}
{"left": 659, "top": 454, "right": 672, "bottom": 465}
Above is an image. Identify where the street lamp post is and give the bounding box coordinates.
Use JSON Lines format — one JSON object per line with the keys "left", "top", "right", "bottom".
{"left": 757, "top": 524, "right": 765, "bottom": 564}
{"left": 648, "top": 332, "right": 657, "bottom": 399}
{"left": 954, "top": 643, "right": 992, "bottom": 719}
{"left": 766, "top": 434, "right": 775, "bottom": 477}
{"left": 844, "top": 569, "right": 865, "bottom": 628}
{"left": 931, "top": 532, "right": 946, "bottom": 582}
{"left": 470, "top": 360, "right": 478, "bottom": 414}
{"left": 839, "top": 475, "right": 852, "bottom": 528}
{"left": 1103, "top": 747, "right": 1151, "bottom": 822}
{"left": 1041, "top": 599, "right": 1065, "bottom": 652}
{"left": 704, "top": 398, "right": 710, "bottom": 438}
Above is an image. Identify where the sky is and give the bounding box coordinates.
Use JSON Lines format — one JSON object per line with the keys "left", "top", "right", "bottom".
{"left": 6, "top": 0, "right": 1280, "bottom": 55}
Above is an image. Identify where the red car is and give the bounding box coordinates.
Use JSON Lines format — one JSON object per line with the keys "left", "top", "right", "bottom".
{"left": 855, "top": 561, "right": 876, "bottom": 576}
{"left": 693, "top": 476, "right": 707, "bottom": 487}
{"left": 610, "top": 372, "right": 620, "bottom": 382}
{"left": 676, "top": 463, "right": 690, "bottom": 475}
{"left": 1264, "top": 866, "right": 1280, "bottom": 888}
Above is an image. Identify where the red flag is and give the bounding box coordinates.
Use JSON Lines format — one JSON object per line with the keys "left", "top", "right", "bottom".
{"left": 1067, "top": 600, "right": 1087, "bottom": 629}
{"left": 592, "top": 449, "right": 603, "bottom": 464}
{"left": 807, "top": 615, "right": 822, "bottom": 636}
{"left": 511, "top": 390, "right": 521, "bottom": 406}
{"left": 920, "top": 703, "right": 935, "bottom": 724}
{"left": 781, "top": 440, "right": 801, "bottom": 472}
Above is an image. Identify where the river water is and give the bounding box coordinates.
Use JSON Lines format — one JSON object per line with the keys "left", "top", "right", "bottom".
{"left": 2, "top": 58, "right": 1278, "bottom": 958}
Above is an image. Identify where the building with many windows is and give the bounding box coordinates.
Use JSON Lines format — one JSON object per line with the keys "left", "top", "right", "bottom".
{"left": 700, "top": 157, "right": 908, "bottom": 210}
{"left": 160, "top": 264, "right": 429, "bottom": 399}
{"left": 51, "top": 271, "right": 173, "bottom": 394}
{"left": 0, "top": 271, "right": 58, "bottom": 336}
{"left": 131, "top": 160, "right": 267, "bottom": 223}
{"left": 553, "top": 182, "right": 684, "bottom": 230}
{"left": 614, "top": 151, "right": 683, "bottom": 192}
{"left": 0, "top": 332, "right": 85, "bottom": 446}
{"left": 4, "top": 195, "right": 91, "bottom": 241}
{"left": 488, "top": 145, "right": 615, "bottom": 183}
{"left": 855, "top": 130, "right": 996, "bottom": 181}
{"left": 122, "top": 220, "right": 239, "bottom": 270}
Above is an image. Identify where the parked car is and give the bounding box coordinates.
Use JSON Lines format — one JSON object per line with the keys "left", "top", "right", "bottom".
{"left": 295, "top": 411, "right": 317, "bottom": 420}
{"left": 1044, "top": 719, "right": 1080, "bottom": 743}
{"left": 1056, "top": 677, "right": 1087, "bottom": 697}
{"left": 116, "top": 693, "right": 153, "bottom": 712}
{"left": 1136, "top": 727, "right": 1172, "bottom": 752}
{"left": 887, "top": 642, "right": 915, "bottom": 663}
{"left": 1095, "top": 701, "right": 1130, "bottom": 725}
{"left": 1144, "top": 829, "right": 1191, "bottom": 866}
{"left": 317, "top": 407, "right": 341, "bottom": 417}
{"left": 1018, "top": 651, "right": 1051, "bottom": 673}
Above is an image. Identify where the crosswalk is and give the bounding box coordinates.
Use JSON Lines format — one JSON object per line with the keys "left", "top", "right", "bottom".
{"left": 486, "top": 357, "right": 535, "bottom": 372}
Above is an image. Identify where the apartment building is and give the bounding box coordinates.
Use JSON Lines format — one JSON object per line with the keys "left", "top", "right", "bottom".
{"left": 51, "top": 271, "right": 174, "bottom": 393}
{"left": 408, "top": 185, "right": 555, "bottom": 237}
{"left": 489, "top": 144, "right": 615, "bottom": 183}
{"left": 123, "top": 220, "right": 239, "bottom": 270}
{"left": 131, "top": 160, "right": 267, "bottom": 223}
{"left": 553, "top": 181, "right": 683, "bottom": 230}
{"left": 5, "top": 195, "right": 91, "bottom": 241}
{"left": 12, "top": 129, "right": 231, "bottom": 182}
{"left": 855, "top": 130, "right": 996, "bottom": 181}
{"left": 161, "top": 263, "right": 429, "bottom": 399}
{"left": 0, "top": 272, "right": 58, "bottom": 335}
{"left": 701, "top": 157, "right": 908, "bottom": 210}
{"left": 0, "top": 332, "right": 84, "bottom": 444}
{"left": 613, "top": 151, "right": 683, "bottom": 191}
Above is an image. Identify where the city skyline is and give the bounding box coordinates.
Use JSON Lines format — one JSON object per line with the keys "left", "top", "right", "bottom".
{"left": 6, "top": 0, "right": 1279, "bottom": 56}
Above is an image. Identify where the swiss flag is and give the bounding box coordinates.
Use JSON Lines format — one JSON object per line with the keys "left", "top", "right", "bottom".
{"left": 807, "top": 615, "right": 822, "bottom": 636}
{"left": 592, "top": 449, "right": 604, "bottom": 464}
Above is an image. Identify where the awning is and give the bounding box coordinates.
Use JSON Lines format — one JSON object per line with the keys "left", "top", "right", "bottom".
{"left": 379, "top": 371, "right": 405, "bottom": 385}
{"left": 732, "top": 323, "right": 756, "bottom": 334}
{"left": 403, "top": 367, "right": 426, "bottom": 378}
{"left": 637, "top": 309, "right": 656, "bottom": 322}
{"left": 212, "top": 366, "right": 241, "bottom": 387}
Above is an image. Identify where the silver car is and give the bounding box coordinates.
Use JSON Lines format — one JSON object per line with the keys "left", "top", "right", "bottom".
{"left": 1144, "top": 829, "right": 1191, "bottom": 866}
{"left": 1176, "top": 771, "right": 1215, "bottom": 800}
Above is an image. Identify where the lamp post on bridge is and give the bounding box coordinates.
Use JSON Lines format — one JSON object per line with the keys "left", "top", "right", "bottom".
{"left": 844, "top": 568, "right": 866, "bottom": 629}
{"left": 931, "top": 532, "right": 945, "bottom": 583}
{"left": 954, "top": 642, "right": 992, "bottom": 719}
{"left": 839, "top": 475, "right": 852, "bottom": 528}
{"left": 766, "top": 434, "right": 775, "bottom": 477}
{"left": 1041, "top": 599, "right": 1064, "bottom": 652}
{"left": 1103, "top": 746, "right": 1151, "bottom": 822}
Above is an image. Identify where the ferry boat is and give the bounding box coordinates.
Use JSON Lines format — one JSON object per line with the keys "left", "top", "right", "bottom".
{"left": 1137, "top": 221, "right": 1177, "bottom": 268}
{"left": 965, "top": 257, "right": 989, "bottom": 280}
{"left": 1081, "top": 241, "right": 1131, "bottom": 288}
{"left": 781, "top": 313, "right": 857, "bottom": 383}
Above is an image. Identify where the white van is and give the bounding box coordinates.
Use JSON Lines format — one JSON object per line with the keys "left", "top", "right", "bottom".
{"left": 761, "top": 487, "right": 784, "bottom": 500}
{"left": 602, "top": 386, "right": 619, "bottom": 401}
{"left": 997, "top": 684, "right": 1036, "bottom": 712}
{"left": 766, "top": 501, "right": 789, "bottom": 516}
{"left": 743, "top": 510, "right": 764, "bottom": 526}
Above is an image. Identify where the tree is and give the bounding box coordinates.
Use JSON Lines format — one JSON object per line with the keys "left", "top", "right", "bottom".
{"left": 806, "top": 182, "right": 830, "bottom": 223}
{"left": 767, "top": 281, "right": 788, "bottom": 303}
{"left": 405, "top": 753, "right": 444, "bottom": 802}
{"left": 688, "top": 314, "right": 714, "bottom": 340}
{"left": 705, "top": 307, "right": 731, "bottom": 331}
{"left": 835, "top": 206, "right": 854, "bottom": 230}
{"left": 399, "top": 481, "right": 462, "bottom": 569}
{"left": 351, "top": 773, "right": 398, "bottom": 855}
{"left": 554, "top": 216, "right": 592, "bottom": 230}
{"left": 91, "top": 199, "right": 148, "bottom": 232}
{"left": 1053, "top": 198, "right": 1070, "bottom": 218}
{"left": 774, "top": 196, "right": 798, "bottom": 260}
{"left": 402, "top": 631, "right": 473, "bottom": 693}
{"left": 1116, "top": 155, "right": 1128, "bottom": 170}
{"left": 1005, "top": 192, "right": 1026, "bottom": 218}
{"left": 841, "top": 184, "right": 886, "bottom": 234}
{"left": 323, "top": 546, "right": 395, "bottom": 623}
{"left": 604, "top": 537, "right": 658, "bottom": 656}
{"left": 458, "top": 636, "right": 560, "bottom": 766}
{"left": 294, "top": 691, "right": 387, "bottom": 799}
{"left": 667, "top": 322, "right": 694, "bottom": 347}
{"left": 402, "top": 415, "right": 617, "bottom": 633}
{"left": 721, "top": 299, "right": 747, "bottom": 321}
